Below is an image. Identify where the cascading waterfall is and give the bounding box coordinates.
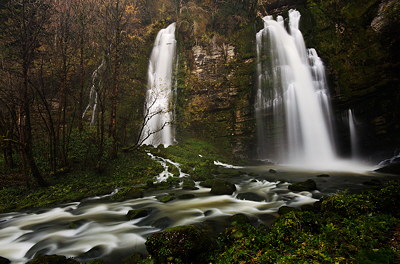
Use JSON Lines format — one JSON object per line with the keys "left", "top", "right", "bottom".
{"left": 348, "top": 109, "right": 360, "bottom": 158}
{"left": 255, "top": 10, "right": 336, "bottom": 167}
{"left": 82, "top": 58, "right": 106, "bottom": 125}
{"left": 141, "top": 23, "right": 177, "bottom": 147}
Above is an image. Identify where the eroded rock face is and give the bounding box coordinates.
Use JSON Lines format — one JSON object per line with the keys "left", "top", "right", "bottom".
{"left": 371, "top": 0, "right": 399, "bottom": 32}
{"left": 177, "top": 3, "right": 257, "bottom": 158}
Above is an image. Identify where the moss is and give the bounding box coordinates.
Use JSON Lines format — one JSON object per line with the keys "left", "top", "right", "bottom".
{"left": 209, "top": 181, "right": 400, "bottom": 263}
{"left": 145, "top": 225, "right": 212, "bottom": 264}
{"left": 126, "top": 209, "right": 149, "bottom": 220}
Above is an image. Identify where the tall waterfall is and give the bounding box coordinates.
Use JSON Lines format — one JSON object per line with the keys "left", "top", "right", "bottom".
{"left": 141, "top": 23, "right": 177, "bottom": 147}
{"left": 255, "top": 10, "right": 336, "bottom": 166}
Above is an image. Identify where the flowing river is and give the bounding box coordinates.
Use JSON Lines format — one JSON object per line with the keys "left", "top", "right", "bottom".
{"left": 0, "top": 158, "right": 396, "bottom": 264}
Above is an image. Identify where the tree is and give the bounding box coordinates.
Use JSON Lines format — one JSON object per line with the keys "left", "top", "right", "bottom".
{"left": 1, "top": 0, "right": 50, "bottom": 186}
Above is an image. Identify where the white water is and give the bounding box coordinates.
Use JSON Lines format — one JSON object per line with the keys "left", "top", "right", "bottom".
{"left": 82, "top": 58, "right": 106, "bottom": 125}
{"left": 141, "top": 23, "right": 177, "bottom": 147}
{"left": 255, "top": 10, "right": 336, "bottom": 167}
{"left": 0, "top": 177, "right": 316, "bottom": 263}
{"left": 147, "top": 153, "right": 188, "bottom": 182}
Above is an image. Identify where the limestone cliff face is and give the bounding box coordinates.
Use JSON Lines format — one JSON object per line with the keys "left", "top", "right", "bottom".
{"left": 175, "top": 0, "right": 258, "bottom": 158}
{"left": 141, "top": 0, "right": 399, "bottom": 159}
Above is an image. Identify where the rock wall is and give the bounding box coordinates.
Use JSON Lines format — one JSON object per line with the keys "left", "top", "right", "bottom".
{"left": 139, "top": 0, "right": 399, "bottom": 160}
{"left": 175, "top": 0, "right": 258, "bottom": 158}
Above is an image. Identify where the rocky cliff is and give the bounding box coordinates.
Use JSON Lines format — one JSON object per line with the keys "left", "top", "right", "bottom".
{"left": 139, "top": 0, "right": 399, "bottom": 160}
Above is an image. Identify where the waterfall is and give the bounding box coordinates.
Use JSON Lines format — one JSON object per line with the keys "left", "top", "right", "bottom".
{"left": 348, "top": 109, "right": 359, "bottom": 158}
{"left": 255, "top": 10, "right": 336, "bottom": 166}
{"left": 141, "top": 23, "right": 177, "bottom": 147}
{"left": 82, "top": 58, "right": 106, "bottom": 125}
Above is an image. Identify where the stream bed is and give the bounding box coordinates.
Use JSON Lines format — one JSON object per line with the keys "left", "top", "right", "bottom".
{"left": 0, "top": 162, "right": 396, "bottom": 264}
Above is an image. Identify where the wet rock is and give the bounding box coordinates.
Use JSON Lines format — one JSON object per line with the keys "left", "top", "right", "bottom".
{"left": 0, "top": 257, "right": 10, "bottom": 264}
{"left": 79, "top": 246, "right": 104, "bottom": 259}
{"left": 182, "top": 179, "right": 198, "bottom": 190}
{"left": 229, "top": 214, "right": 251, "bottom": 225}
{"left": 26, "top": 255, "right": 79, "bottom": 264}
{"left": 236, "top": 192, "right": 265, "bottom": 202}
{"left": 178, "top": 193, "right": 196, "bottom": 200}
{"left": 126, "top": 209, "right": 149, "bottom": 220}
{"left": 375, "top": 162, "right": 400, "bottom": 175}
{"left": 145, "top": 225, "right": 212, "bottom": 264}
{"left": 158, "top": 194, "right": 175, "bottom": 203}
{"left": 210, "top": 179, "right": 236, "bottom": 195}
{"left": 278, "top": 206, "right": 300, "bottom": 215}
{"left": 288, "top": 179, "right": 317, "bottom": 192}
{"left": 269, "top": 169, "right": 277, "bottom": 173}
{"left": 199, "top": 179, "right": 214, "bottom": 188}
{"left": 153, "top": 217, "right": 172, "bottom": 229}
{"left": 317, "top": 174, "right": 330, "bottom": 178}
{"left": 67, "top": 220, "right": 87, "bottom": 229}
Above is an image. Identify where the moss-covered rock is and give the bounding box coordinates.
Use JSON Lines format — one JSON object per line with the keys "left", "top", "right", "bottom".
{"left": 126, "top": 209, "right": 149, "bottom": 220}
{"left": 111, "top": 188, "right": 144, "bottom": 202}
{"left": 145, "top": 225, "right": 212, "bottom": 264}
{"left": 237, "top": 192, "right": 265, "bottom": 202}
{"left": 288, "top": 179, "right": 317, "bottom": 192}
{"left": 177, "top": 193, "right": 196, "bottom": 200}
{"left": 199, "top": 179, "right": 214, "bottom": 188}
{"left": 158, "top": 194, "right": 175, "bottom": 203}
{"left": 26, "top": 255, "right": 79, "bottom": 264}
{"left": 278, "top": 206, "right": 301, "bottom": 215}
{"left": 210, "top": 179, "right": 237, "bottom": 195}
{"left": 182, "top": 179, "right": 198, "bottom": 190}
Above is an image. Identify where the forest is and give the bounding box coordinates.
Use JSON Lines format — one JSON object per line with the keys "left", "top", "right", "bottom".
{"left": 0, "top": 0, "right": 399, "bottom": 263}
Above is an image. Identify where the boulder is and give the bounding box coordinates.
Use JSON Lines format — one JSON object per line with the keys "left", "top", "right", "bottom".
{"left": 236, "top": 192, "right": 265, "bottom": 202}
{"left": 229, "top": 214, "right": 251, "bottom": 225}
{"left": 288, "top": 179, "right": 317, "bottom": 192}
{"left": 182, "top": 179, "right": 198, "bottom": 190}
{"left": 210, "top": 179, "right": 236, "bottom": 195}
{"left": 158, "top": 194, "right": 175, "bottom": 203}
{"left": 199, "top": 179, "right": 214, "bottom": 188}
{"left": 145, "top": 225, "right": 212, "bottom": 264}
{"left": 177, "top": 193, "right": 196, "bottom": 200}
{"left": 278, "top": 206, "right": 300, "bottom": 215}
{"left": 126, "top": 209, "right": 149, "bottom": 220}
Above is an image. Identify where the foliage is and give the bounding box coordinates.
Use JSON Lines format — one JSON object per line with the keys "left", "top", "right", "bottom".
{"left": 0, "top": 149, "right": 162, "bottom": 213}
{"left": 209, "top": 181, "right": 400, "bottom": 263}
{"left": 145, "top": 225, "right": 212, "bottom": 264}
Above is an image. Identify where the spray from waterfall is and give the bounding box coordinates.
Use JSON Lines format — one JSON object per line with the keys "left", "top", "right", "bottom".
{"left": 141, "top": 23, "right": 177, "bottom": 147}
{"left": 348, "top": 109, "right": 360, "bottom": 159}
{"left": 255, "top": 10, "right": 336, "bottom": 167}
